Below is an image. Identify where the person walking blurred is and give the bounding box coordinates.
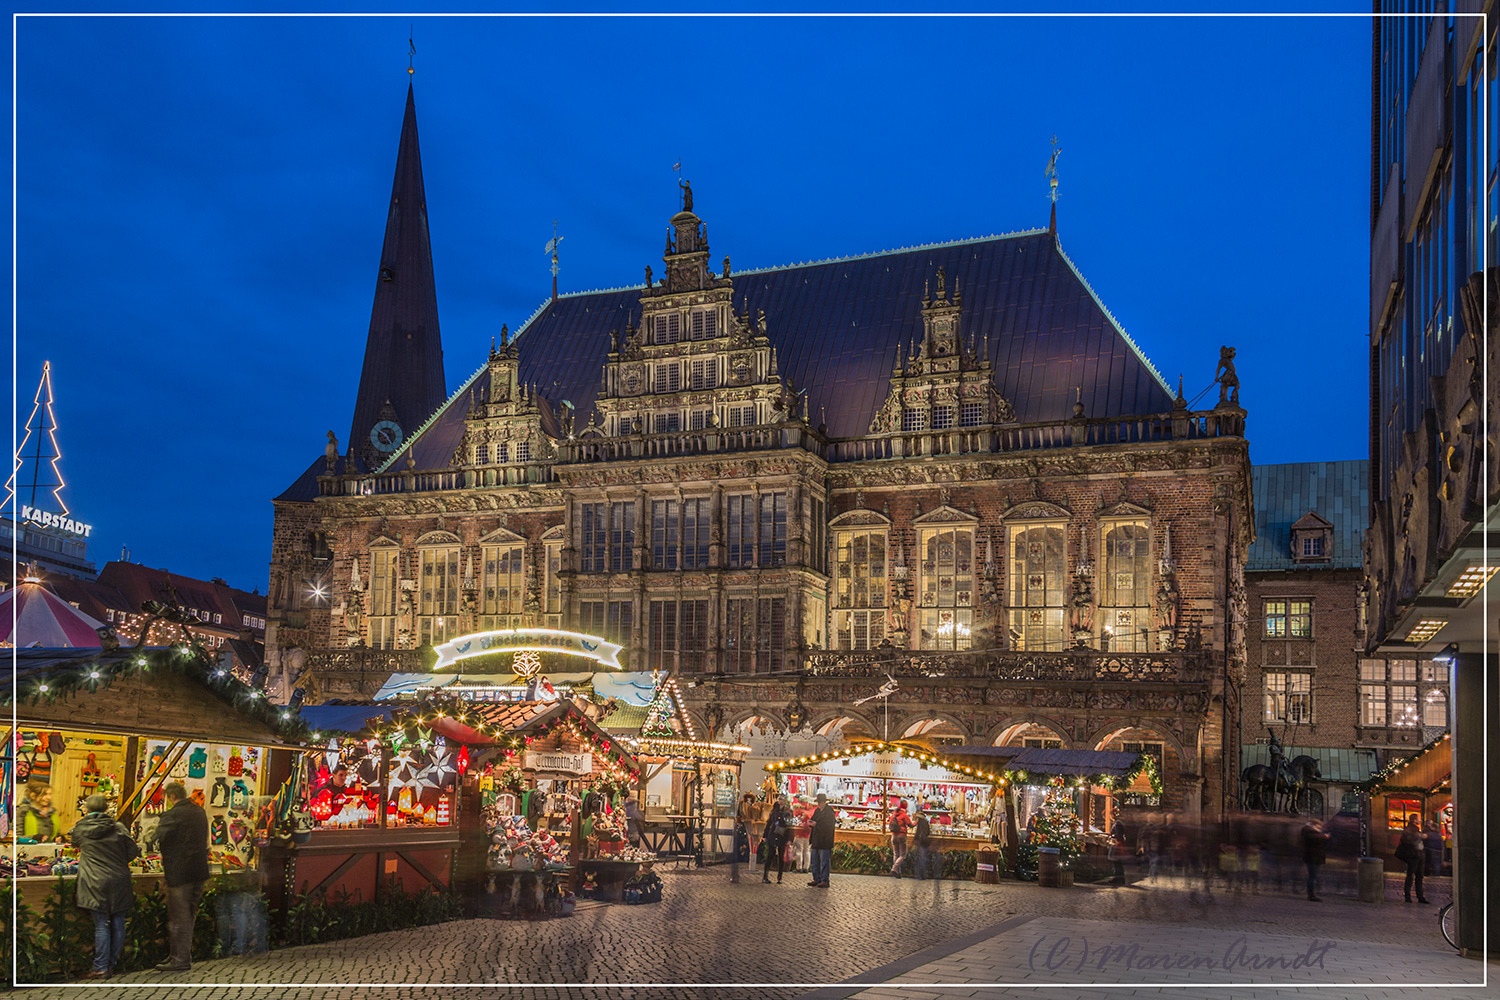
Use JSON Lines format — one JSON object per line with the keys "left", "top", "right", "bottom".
{"left": 889, "top": 799, "right": 913, "bottom": 876}
{"left": 808, "top": 793, "right": 835, "bottom": 888}
{"left": 761, "top": 798, "right": 790, "bottom": 884}
{"left": 791, "top": 795, "right": 813, "bottom": 873}
{"left": 1397, "top": 816, "right": 1430, "bottom": 903}
{"left": 70, "top": 795, "right": 139, "bottom": 978}
{"left": 1423, "top": 819, "right": 1444, "bottom": 876}
{"left": 913, "top": 805, "right": 935, "bottom": 880}
{"left": 1300, "top": 817, "right": 1329, "bottom": 902}
{"left": 154, "top": 782, "right": 210, "bottom": 971}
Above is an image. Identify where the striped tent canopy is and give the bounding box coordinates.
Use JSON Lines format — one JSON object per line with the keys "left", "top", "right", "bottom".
{"left": 0, "top": 577, "right": 106, "bottom": 648}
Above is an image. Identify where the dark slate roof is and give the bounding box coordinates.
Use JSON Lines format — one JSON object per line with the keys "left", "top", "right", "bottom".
{"left": 1248, "top": 461, "right": 1370, "bottom": 572}
{"left": 347, "top": 83, "right": 446, "bottom": 468}
{"left": 356, "top": 229, "right": 1174, "bottom": 480}
{"left": 300, "top": 703, "right": 399, "bottom": 736}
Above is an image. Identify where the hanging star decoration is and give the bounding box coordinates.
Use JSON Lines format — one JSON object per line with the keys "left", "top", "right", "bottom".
{"left": 422, "top": 749, "right": 459, "bottom": 790}
{"left": 387, "top": 747, "right": 419, "bottom": 786}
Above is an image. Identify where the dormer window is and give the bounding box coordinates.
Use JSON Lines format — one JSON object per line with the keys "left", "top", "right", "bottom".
{"left": 1289, "top": 511, "right": 1333, "bottom": 564}
{"left": 901, "top": 408, "right": 927, "bottom": 432}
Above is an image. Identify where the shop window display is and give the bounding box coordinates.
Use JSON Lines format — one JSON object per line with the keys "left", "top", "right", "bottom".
{"left": 137, "top": 739, "right": 265, "bottom": 870}
{"left": 385, "top": 738, "right": 460, "bottom": 828}
{"left": 309, "top": 740, "right": 383, "bottom": 829}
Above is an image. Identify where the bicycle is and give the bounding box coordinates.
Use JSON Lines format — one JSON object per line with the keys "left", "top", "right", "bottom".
{"left": 1438, "top": 896, "right": 1457, "bottom": 950}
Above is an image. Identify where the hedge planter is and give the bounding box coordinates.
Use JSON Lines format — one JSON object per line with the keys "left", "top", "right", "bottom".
{"left": 829, "top": 844, "right": 986, "bottom": 880}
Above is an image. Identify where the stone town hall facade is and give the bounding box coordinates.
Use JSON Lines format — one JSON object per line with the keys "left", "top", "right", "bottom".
{"left": 267, "top": 85, "right": 1254, "bottom": 818}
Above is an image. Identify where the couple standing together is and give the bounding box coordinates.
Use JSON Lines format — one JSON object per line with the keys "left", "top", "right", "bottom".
{"left": 758, "top": 793, "right": 837, "bottom": 887}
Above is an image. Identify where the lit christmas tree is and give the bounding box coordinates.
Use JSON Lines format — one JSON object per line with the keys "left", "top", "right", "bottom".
{"left": 1016, "top": 777, "right": 1083, "bottom": 878}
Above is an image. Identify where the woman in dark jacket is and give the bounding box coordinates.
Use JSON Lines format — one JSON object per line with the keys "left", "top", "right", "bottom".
{"left": 70, "top": 795, "right": 140, "bottom": 978}
{"left": 1399, "top": 816, "right": 1430, "bottom": 903}
{"left": 761, "top": 799, "right": 790, "bottom": 884}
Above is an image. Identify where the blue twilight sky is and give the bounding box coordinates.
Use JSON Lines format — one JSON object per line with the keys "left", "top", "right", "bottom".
{"left": 12, "top": 7, "right": 1372, "bottom": 593}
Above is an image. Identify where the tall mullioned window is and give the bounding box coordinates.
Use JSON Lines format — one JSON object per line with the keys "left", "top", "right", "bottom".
{"left": 1008, "top": 524, "right": 1065, "bottom": 651}
{"left": 1100, "top": 522, "right": 1150, "bottom": 652}
{"left": 834, "top": 527, "right": 886, "bottom": 650}
{"left": 920, "top": 524, "right": 974, "bottom": 650}
{"left": 368, "top": 546, "right": 399, "bottom": 649}
{"left": 479, "top": 542, "right": 524, "bottom": 629}
{"left": 726, "top": 494, "right": 756, "bottom": 568}
{"left": 417, "top": 542, "right": 460, "bottom": 646}
{"left": 758, "top": 493, "right": 788, "bottom": 568}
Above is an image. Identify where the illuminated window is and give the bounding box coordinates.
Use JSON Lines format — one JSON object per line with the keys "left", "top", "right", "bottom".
{"left": 1100, "top": 522, "right": 1151, "bottom": 652}
{"left": 416, "top": 540, "right": 460, "bottom": 646}
{"left": 1008, "top": 524, "right": 1064, "bottom": 651}
{"left": 368, "top": 545, "right": 400, "bottom": 649}
{"left": 1264, "top": 671, "right": 1312, "bottom": 723}
{"left": 479, "top": 542, "right": 524, "bottom": 629}
{"left": 1423, "top": 689, "right": 1448, "bottom": 728}
{"left": 834, "top": 527, "right": 887, "bottom": 650}
{"left": 922, "top": 523, "right": 976, "bottom": 650}
{"left": 1265, "top": 600, "right": 1287, "bottom": 638}
{"left": 1288, "top": 601, "right": 1312, "bottom": 638}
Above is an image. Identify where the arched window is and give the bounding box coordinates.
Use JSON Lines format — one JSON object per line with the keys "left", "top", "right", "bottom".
{"left": 1100, "top": 522, "right": 1151, "bottom": 652}
{"left": 1423, "top": 688, "right": 1448, "bottom": 728}
{"left": 919, "top": 520, "right": 975, "bottom": 650}
{"left": 833, "top": 524, "right": 887, "bottom": 649}
{"left": 480, "top": 534, "right": 525, "bottom": 630}
{"left": 366, "top": 539, "right": 400, "bottom": 649}
{"left": 416, "top": 533, "right": 461, "bottom": 646}
{"left": 1008, "top": 523, "right": 1065, "bottom": 651}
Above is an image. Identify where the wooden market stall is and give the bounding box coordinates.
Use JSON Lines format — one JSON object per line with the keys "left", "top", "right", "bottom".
{"left": 764, "top": 741, "right": 1008, "bottom": 850}
{"left": 5, "top": 645, "right": 304, "bottom": 914}
{"left": 1363, "top": 734, "right": 1451, "bottom": 872}
{"left": 628, "top": 736, "right": 750, "bottom": 864}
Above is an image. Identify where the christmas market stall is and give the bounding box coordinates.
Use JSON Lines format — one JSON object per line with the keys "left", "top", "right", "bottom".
{"left": 764, "top": 740, "right": 1008, "bottom": 877}
{"left": 1361, "top": 733, "right": 1451, "bottom": 873}
{"left": 946, "top": 746, "right": 1162, "bottom": 884}
{"left": 620, "top": 675, "right": 750, "bottom": 865}
{"left": 5, "top": 645, "right": 307, "bottom": 914}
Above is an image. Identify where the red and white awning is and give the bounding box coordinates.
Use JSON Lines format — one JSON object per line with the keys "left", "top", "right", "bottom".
{"left": 0, "top": 579, "right": 104, "bottom": 648}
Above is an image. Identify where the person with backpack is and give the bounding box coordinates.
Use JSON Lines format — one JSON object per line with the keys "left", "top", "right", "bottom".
{"left": 70, "top": 795, "right": 140, "bottom": 978}
{"left": 761, "top": 798, "right": 791, "bottom": 884}
{"left": 889, "top": 799, "right": 913, "bottom": 876}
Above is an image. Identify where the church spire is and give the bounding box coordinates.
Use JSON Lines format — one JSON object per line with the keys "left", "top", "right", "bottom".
{"left": 349, "top": 81, "right": 447, "bottom": 469}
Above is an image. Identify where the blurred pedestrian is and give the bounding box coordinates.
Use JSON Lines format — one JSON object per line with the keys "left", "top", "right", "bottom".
{"left": 215, "top": 863, "right": 268, "bottom": 957}
{"left": 1423, "top": 819, "right": 1443, "bottom": 876}
{"left": 914, "top": 805, "right": 934, "bottom": 880}
{"left": 889, "top": 799, "right": 912, "bottom": 876}
{"left": 70, "top": 795, "right": 139, "bottom": 978}
{"left": 18, "top": 781, "right": 55, "bottom": 841}
{"left": 761, "top": 798, "right": 790, "bottom": 884}
{"left": 791, "top": 795, "right": 813, "bottom": 873}
{"left": 1397, "top": 816, "right": 1430, "bottom": 903}
{"left": 808, "top": 793, "right": 835, "bottom": 888}
{"left": 1108, "top": 820, "right": 1128, "bottom": 885}
{"left": 154, "top": 782, "right": 210, "bottom": 971}
{"left": 1301, "top": 817, "right": 1329, "bottom": 902}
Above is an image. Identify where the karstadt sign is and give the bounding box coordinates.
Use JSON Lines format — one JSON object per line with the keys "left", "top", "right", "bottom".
{"left": 21, "top": 505, "right": 93, "bottom": 537}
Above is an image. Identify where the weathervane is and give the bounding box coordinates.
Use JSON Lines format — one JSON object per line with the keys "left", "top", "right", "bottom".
{"left": 1045, "top": 134, "right": 1061, "bottom": 203}
{"left": 544, "top": 219, "right": 563, "bottom": 301}
{"left": 408, "top": 27, "right": 415, "bottom": 76}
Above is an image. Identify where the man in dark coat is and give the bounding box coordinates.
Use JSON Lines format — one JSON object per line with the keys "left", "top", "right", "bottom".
{"left": 70, "top": 795, "right": 139, "bottom": 978}
{"left": 1300, "top": 817, "right": 1330, "bottom": 902}
{"left": 154, "top": 782, "right": 210, "bottom": 971}
{"left": 808, "top": 793, "right": 836, "bottom": 888}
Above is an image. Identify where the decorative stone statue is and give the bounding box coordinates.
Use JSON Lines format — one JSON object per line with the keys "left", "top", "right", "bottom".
{"left": 644, "top": 266, "right": 652, "bottom": 289}
{"left": 1154, "top": 573, "right": 1180, "bottom": 649}
{"left": 679, "top": 178, "right": 693, "bottom": 213}
{"left": 325, "top": 431, "right": 340, "bottom": 472}
{"left": 1215, "top": 346, "right": 1239, "bottom": 405}
{"left": 1069, "top": 572, "right": 1095, "bottom": 646}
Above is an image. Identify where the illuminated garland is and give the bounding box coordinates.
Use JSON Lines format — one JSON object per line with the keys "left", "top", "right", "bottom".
{"left": 1360, "top": 733, "right": 1451, "bottom": 793}
{"left": 11, "top": 643, "right": 312, "bottom": 744}
{"left": 336, "top": 694, "right": 642, "bottom": 785}
{"left": 765, "top": 741, "right": 1010, "bottom": 786}
{"left": 640, "top": 674, "right": 696, "bottom": 740}
{"left": 766, "top": 741, "right": 1163, "bottom": 796}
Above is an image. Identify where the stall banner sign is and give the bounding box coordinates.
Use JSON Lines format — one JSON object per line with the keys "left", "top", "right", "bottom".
{"left": 523, "top": 750, "right": 592, "bottom": 775}
{"left": 785, "top": 751, "right": 980, "bottom": 785}
{"left": 431, "top": 629, "right": 624, "bottom": 671}
{"left": 714, "top": 788, "right": 736, "bottom": 810}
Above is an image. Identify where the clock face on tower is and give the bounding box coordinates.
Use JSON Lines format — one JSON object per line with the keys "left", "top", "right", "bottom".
{"left": 369, "top": 420, "right": 403, "bottom": 453}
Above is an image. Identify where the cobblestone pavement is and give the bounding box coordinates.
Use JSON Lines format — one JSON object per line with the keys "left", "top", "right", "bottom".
{"left": 14, "top": 868, "right": 1491, "bottom": 1000}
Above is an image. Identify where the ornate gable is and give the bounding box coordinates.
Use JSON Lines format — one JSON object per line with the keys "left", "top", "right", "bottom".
{"left": 593, "top": 189, "right": 804, "bottom": 440}
{"left": 452, "top": 328, "right": 560, "bottom": 476}
{"left": 1098, "top": 500, "right": 1152, "bottom": 520}
{"left": 1003, "top": 500, "right": 1071, "bottom": 521}
{"left": 869, "top": 267, "right": 1016, "bottom": 434}
{"left": 913, "top": 504, "right": 980, "bottom": 524}
{"left": 830, "top": 508, "right": 892, "bottom": 528}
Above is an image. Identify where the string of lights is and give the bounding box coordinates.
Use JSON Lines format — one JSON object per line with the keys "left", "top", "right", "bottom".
{"left": 4, "top": 360, "right": 69, "bottom": 515}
